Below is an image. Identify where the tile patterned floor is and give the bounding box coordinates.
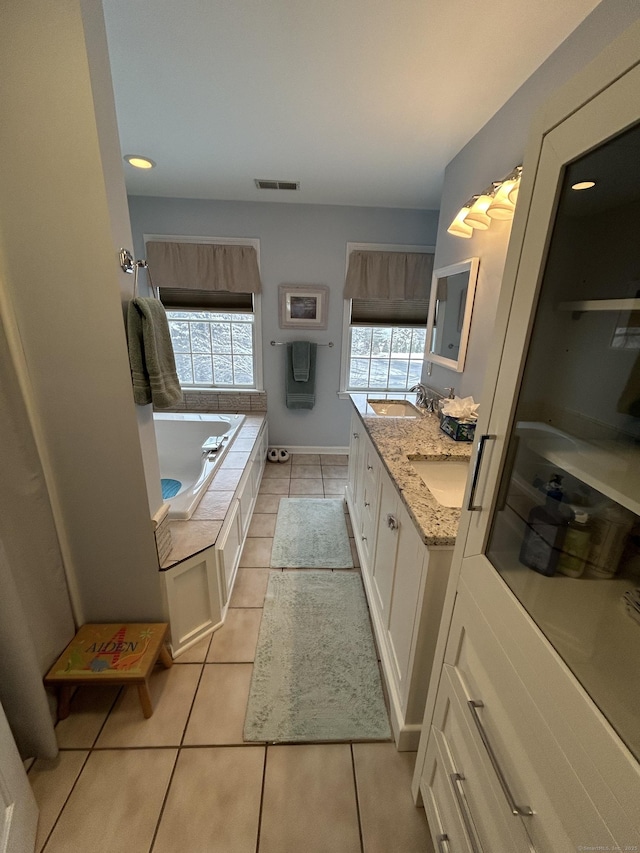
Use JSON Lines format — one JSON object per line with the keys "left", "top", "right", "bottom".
{"left": 29, "top": 454, "right": 433, "bottom": 853}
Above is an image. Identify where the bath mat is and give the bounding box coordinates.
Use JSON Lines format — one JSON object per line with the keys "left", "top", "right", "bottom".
{"left": 244, "top": 571, "right": 390, "bottom": 743}
{"left": 161, "top": 478, "right": 182, "bottom": 499}
{"left": 270, "top": 498, "right": 353, "bottom": 568}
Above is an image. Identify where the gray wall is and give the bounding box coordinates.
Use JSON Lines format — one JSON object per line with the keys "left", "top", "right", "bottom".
{"left": 424, "top": 0, "right": 640, "bottom": 409}
{"left": 128, "top": 197, "right": 438, "bottom": 448}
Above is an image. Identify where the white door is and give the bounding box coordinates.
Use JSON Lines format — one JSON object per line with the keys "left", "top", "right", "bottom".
{"left": 0, "top": 701, "right": 37, "bottom": 853}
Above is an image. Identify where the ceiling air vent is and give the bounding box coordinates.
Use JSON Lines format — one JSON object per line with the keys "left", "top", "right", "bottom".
{"left": 255, "top": 179, "right": 300, "bottom": 191}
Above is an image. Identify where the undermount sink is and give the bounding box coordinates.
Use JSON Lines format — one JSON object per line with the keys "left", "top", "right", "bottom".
{"left": 408, "top": 458, "right": 470, "bottom": 508}
{"left": 368, "top": 399, "right": 421, "bottom": 417}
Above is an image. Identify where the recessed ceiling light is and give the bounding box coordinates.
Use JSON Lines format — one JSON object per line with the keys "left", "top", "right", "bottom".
{"left": 124, "top": 155, "right": 156, "bottom": 170}
{"left": 571, "top": 180, "right": 595, "bottom": 190}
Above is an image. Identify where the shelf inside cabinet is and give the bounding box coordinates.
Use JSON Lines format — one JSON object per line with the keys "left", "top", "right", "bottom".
{"left": 558, "top": 298, "right": 640, "bottom": 313}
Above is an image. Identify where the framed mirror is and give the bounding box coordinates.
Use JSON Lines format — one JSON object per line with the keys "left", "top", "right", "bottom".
{"left": 426, "top": 257, "right": 479, "bottom": 372}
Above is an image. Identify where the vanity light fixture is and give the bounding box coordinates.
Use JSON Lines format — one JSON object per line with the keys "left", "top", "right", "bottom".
{"left": 124, "top": 155, "right": 156, "bottom": 169}
{"left": 571, "top": 180, "right": 596, "bottom": 190}
{"left": 449, "top": 166, "right": 523, "bottom": 238}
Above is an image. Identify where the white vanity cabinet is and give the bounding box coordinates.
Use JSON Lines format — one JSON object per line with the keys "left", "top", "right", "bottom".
{"left": 414, "top": 28, "right": 640, "bottom": 852}
{"left": 346, "top": 409, "right": 453, "bottom": 750}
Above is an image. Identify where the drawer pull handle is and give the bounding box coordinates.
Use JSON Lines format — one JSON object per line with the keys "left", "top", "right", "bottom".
{"left": 467, "top": 434, "right": 496, "bottom": 512}
{"left": 387, "top": 514, "right": 399, "bottom": 531}
{"left": 436, "top": 835, "right": 451, "bottom": 853}
{"left": 364, "top": 501, "right": 370, "bottom": 508}
{"left": 367, "top": 464, "right": 373, "bottom": 471}
{"left": 353, "top": 432, "right": 359, "bottom": 439}
{"left": 467, "top": 700, "right": 533, "bottom": 817}
{"left": 449, "top": 774, "right": 483, "bottom": 853}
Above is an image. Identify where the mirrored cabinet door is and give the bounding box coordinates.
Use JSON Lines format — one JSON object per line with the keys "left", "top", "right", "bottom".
{"left": 486, "top": 118, "right": 640, "bottom": 762}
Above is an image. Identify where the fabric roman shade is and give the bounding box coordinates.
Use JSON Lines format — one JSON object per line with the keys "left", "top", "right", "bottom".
{"left": 146, "top": 241, "right": 262, "bottom": 293}
{"left": 344, "top": 250, "right": 433, "bottom": 300}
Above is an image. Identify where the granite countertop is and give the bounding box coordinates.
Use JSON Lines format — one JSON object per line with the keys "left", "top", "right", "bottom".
{"left": 349, "top": 395, "right": 473, "bottom": 547}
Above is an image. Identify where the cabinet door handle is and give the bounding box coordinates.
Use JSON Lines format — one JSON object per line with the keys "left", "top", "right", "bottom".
{"left": 449, "top": 774, "right": 483, "bottom": 853}
{"left": 436, "top": 835, "right": 451, "bottom": 853}
{"left": 467, "top": 434, "right": 496, "bottom": 512}
{"left": 367, "top": 464, "right": 373, "bottom": 470}
{"left": 361, "top": 535, "right": 367, "bottom": 542}
{"left": 353, "top": 432, "right": 360, "bottom": 439}
{"left": 364, "top": 501, "right": 370, "bottom": 508}
{"left": 467, "top": 700, "right": 533, "bottom": 816}
{"left": 387, "top": 514, "right": 399, "bottom": 530}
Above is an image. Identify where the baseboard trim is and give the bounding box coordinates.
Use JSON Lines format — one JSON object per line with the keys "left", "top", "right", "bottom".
{"left": 267, "top": 445, "right": 349, "bottom": 455}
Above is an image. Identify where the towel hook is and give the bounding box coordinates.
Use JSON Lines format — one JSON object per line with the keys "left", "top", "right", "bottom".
{"left": 133, "top": 259, "right": 149, "bottom": 298}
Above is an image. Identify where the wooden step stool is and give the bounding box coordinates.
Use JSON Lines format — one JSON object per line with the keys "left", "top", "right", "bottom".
{"left": 44, "top": 623, "right": 172, "bottom": 720}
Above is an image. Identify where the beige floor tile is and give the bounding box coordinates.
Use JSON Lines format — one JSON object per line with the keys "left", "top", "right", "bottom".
{"left": 183, "top": 664, "right": 253, "bottom": 745}
{"left": 229, "top": 568, "right": 270, "bottom": 607}
{"left": 208, "top": 608, "right": 263, "bottom": 662}
{"left": 260, "top": 744, "right": 360, "bottom": 853}
{"left": 95, "top": 663, "right": 202, "bottom": 748}
{"left": 254, "top": 494, "right": 281, "bottom": 513}
{"left": 153, "top": 746, "right": 265, "bottom": 853}
{"left": 324, "top": 478, "right": 347, "bottom": 496}
{"left": 258, "top": 478, "right": 289, "bottom": 495}
{"left": 290, "top": 464, "right": 322, "bottom": 478}
{"left": 239, "top": 537, "right": 273, "bottom": 567}
{"left": 291, "top": 453, "right": 321, "bottom": 464}
{"left": 191, "top": 490, "right": 235, "bottom": 520}
{"left": 174, "top": 633, "right": 211, "bottom": 663}
{"left": 322, "top": 464, "right": 350, "bottom": 479}
{"left": 54, "top": 685, "right": 120, "bottom": 749}
{"left": 322, "top": 454, "right": 349, "bottom": 465}
{"left": 247, "top": 513, "right": 277, "bottom": 537}
{"left": 261, "top": 464, "right": 291, "bottom": 479}
{"left": 29, "top": 751, "right": 88, "bottom": 853}
{"left": 353, "top": 743, "right": 433, "bottom": 853}
{"left": 289, "top": 478, "right": 324, "bottom": 495}
{"left": 43, "top": 749, "right": 176, "bottom": 853}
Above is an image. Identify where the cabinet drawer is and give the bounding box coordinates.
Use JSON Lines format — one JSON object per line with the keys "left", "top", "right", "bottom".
{"left": 422, "top": 729, "right": 474, "bottom": 853}
{"left": 446, "top": 576, "right": 622, "bottom": 852}
{"left": 432, "top": 668, "right": 533, "bottom": 852}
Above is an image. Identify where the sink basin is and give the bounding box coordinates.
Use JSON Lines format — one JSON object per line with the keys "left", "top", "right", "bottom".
{"left": 368, "top": 399, "right": 421, "bottom": 417}
{"left": 409, "top": 459, "right": 470, "bottom": 508}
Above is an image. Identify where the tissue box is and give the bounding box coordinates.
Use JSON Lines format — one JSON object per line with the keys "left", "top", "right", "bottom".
{"left": 440, "top": 415, "right": 476, "bottom": 442}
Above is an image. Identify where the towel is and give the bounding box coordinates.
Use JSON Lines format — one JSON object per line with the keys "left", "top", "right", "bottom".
{"left": 291, "top": 340, "right": 311, "bottom": 381}
{"left": 286, "top": 342, "right": 317, "bottom": 409}
{"left": 126, "top": 297, "right": 182, "bottom": 408}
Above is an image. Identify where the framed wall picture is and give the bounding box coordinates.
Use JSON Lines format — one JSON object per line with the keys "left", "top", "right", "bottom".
{"left": 278, "top": 284, "right": 329, "bottom": 329}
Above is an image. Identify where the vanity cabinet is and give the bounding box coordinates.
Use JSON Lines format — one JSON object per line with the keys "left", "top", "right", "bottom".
{"left": 346, "top": 409, "right": 453, "bottom": 749}
{"left": 414, "top": 29, "right": 640, "bottom": 852}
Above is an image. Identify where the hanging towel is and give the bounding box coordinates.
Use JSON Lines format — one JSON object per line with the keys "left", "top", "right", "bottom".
{"left": 126, "top": 297, "right": 182, "bottom": 408}
{"left": 291, "top": 340, "right": 311, "bottom": 381}
{"left": 286, "top": 342, "right": 317, "bottom": 409}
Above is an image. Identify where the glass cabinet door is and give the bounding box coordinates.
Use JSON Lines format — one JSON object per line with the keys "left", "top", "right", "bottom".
{"left": 486, "top": 118, "right": 640, "bottom": 762}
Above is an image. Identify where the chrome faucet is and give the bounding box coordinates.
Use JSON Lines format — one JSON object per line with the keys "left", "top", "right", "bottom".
{"left": 410, "top": 383, "right": 437, "bottom": 412}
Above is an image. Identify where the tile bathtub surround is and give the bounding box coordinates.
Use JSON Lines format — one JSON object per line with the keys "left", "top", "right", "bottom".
{"left": 161, "top": 390, "right": 268, "bottom": 413}
{"left": 32, "top": 481, "right": 432, "bottom": 853}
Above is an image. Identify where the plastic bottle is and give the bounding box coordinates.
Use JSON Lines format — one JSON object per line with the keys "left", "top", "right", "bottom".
{"left": 519, "top": 475, "right": 567, "bottom": 576}
{"left": 557, "top": 510, "right": 591, "bottom": 578}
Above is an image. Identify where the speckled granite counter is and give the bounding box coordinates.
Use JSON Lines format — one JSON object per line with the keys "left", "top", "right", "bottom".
{"left": 350, "top": 395, "right": 473, "bottom": 547}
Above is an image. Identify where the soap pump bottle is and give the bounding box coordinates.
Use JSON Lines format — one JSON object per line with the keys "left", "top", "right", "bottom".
{"left": 557, "top": 510, "right": 591, "bottom": 578}
{"left": 519, "top": 474, "right": 567, "bottom": 576}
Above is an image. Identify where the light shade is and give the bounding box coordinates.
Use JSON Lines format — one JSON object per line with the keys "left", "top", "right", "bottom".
{"left": 447, "top": 206, "right": 473, "bottom": 238}
{"left": 124, "top": 155, "right": 156, "bottom": 169}
{"left": 464, "top": 191, "right": 494, "bottom": 230}
{"left": 487, "top": 180, "right": 516, "bottom": 220}
{"left": 572, "top": 180, "right": 595, "bottom": 190}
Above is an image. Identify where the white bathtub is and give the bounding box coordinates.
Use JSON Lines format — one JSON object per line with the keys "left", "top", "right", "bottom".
{"left": 153, "top": 412, "right": 246, "bottom": 519}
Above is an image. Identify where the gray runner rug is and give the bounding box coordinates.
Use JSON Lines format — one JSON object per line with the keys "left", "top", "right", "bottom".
{"left": 270, "top": 498, "right": 353, "bottom": 568}
{"left": 244, "top": 571, "right": 390, "bottom": 743}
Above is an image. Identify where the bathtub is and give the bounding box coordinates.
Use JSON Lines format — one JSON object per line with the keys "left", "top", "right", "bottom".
{"left": 153, "top": 412, "right": 245, "bottom": 519}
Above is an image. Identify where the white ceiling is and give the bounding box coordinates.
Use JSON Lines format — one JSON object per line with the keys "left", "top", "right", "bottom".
{"left": 102, "top": 0, "right": 602, "bottom": 210}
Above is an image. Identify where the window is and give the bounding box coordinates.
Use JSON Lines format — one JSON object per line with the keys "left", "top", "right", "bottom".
{"left": 145, "top": 235, "right": 263, "bottom": 391}
{"left": 340, "top": 243, "right": 434, "bottom": 394}
{"left": 167, "top": 307, "right": 257, "bottom": 388}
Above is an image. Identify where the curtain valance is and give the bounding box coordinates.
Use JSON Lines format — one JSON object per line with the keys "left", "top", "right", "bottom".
{"left": 145, "top": 241, "right": 262, "bottom": 293}
{"left": 344, "top": 251, "right": 434, "bottom": 300}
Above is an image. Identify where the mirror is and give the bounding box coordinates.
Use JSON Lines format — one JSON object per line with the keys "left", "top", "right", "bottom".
{"left": 425, "top": 257, "right": 479, "bottom": 372}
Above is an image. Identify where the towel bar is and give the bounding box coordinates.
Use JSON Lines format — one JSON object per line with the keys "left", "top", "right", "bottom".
{"left": 270, "top": 340, "right": 334, "bottom": 347}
